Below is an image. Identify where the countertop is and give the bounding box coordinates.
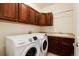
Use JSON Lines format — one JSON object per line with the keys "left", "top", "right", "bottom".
{"left": 46, "top": 32, "right": 75, "bottom": 38}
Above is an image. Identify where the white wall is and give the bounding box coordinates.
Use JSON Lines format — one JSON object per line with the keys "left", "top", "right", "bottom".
{"left": 24, "top": 3, "right": 40, "bottom": 12}
{"left": 39, "top": 3, "right": 74, "bottom": 34}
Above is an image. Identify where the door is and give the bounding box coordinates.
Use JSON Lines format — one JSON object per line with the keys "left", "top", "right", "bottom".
{"left": 42, "top": 40, "right": 48, "bottom": 52}
{"left": 38, "top": 13, "right": 46, "bottom": 26}
{"left": 74, "top": 4, "right": 79, "bottom": 56}
{"left": 46, "top": 13, "right": 53, "bottom": 26}
{"left": 48, "top": 36, "right": 59, "bottom": 54}
{"left": 58, "top": 37, "right": 74, "bottom": 56}
{"left": 0, "top": 4, "right": 3, "bottom": 17}
{"left": 19, "top": 3, "right": 30, "bottom": 23}
{"left": 29, "top": 8, "right": 36, "bottom": 24}
{"left": 35, "top": 12, "right": 40, "bottom": 25}
{"left": 0, "top": 3, "right": 18, "bottom": 21}
{"left": 37, "top": 13, "right": 53, "bottom": 26}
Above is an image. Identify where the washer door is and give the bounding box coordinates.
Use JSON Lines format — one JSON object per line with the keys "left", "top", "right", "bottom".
{"left": 22, "top": 43, "right": 40, "bottom": 56}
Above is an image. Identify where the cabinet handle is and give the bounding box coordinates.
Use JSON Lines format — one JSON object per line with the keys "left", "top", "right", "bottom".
{"left": 76, "top": 42, "right": 79, "bottom": 47}
{"left": 73, "top": 42, "right": 79, "bottom": 47}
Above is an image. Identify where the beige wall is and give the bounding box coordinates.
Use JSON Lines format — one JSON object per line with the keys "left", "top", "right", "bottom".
{"left": 39, "top": 3, "right": 74, "bottom": 34}
{"left": 24, "top": 3, "right": 40, "bottom": 12}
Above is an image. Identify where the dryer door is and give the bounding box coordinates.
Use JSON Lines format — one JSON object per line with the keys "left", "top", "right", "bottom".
{"left": 22, "top": 43, "right": 40, "bottom": 56}
{"left": 41, "top": 39, "right": 48, "bottom": 53}
{"left": 43, "top": 40, "right": 48, "bottom": 50}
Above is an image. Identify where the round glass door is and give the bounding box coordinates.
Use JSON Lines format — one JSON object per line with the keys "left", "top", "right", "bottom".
{"left": 25, "top": 47, "right": 37, "bottom": 56}
{"left": 43, "top": 40, "right": 47, "bottom": 50}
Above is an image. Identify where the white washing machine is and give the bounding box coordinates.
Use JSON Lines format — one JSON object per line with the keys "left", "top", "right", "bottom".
{"left": 31, "top": 33, "right": 48, "bottom": 56}
{"left": 5, "top": 34, "right": 40, "bottom": 56}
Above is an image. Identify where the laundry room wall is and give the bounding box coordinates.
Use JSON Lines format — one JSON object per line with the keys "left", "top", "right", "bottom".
{"left": 39, "top": 3, "right": 74, "bottom": 34}
{"left": 24, "top": 3, "right": 40, "bottom": 12}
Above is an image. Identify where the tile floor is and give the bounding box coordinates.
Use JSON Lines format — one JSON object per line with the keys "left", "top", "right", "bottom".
{"left": 47, "top": 52, "right": 58, "bottom": 56}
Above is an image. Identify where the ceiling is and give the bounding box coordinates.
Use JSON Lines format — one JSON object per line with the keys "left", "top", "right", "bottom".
{"left": 34, "top": 3, "right": 54, "bottom": 8}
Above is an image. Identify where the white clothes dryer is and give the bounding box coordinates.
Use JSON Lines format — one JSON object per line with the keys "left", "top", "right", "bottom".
{"left": 5, "top": 34, "right": 40, "bottom": 56}
{"left": 31, "top": 33, "right": 48, "bottom": 56}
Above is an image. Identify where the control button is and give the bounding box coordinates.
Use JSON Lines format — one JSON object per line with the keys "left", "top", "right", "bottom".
{"left": 33, "top": 36, "right": 38, "bottom": 40}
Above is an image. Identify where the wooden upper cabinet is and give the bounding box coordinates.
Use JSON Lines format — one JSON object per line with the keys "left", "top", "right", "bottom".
{"left": 0, "top": 3, "right": 53, "bottom": 26}
{"left": 0, "top": 3, "right": 18, "bottom": 21}
{"left": 37, "top": 12, "right": 53, "bottom": 26}
{"left": 19, "top": 3, "right": 30, "bottom": 23}
{"left": 3, "top": 3, "right": 18, "bottom": 20}
{"left": 29, "top": 8, "right": 36, "bottom": 24}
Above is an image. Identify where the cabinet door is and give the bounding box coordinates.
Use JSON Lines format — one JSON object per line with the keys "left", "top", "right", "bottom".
{"left": 37, "top": 13, "right": 53, "bottom": 26}
{"left": 46, "top": 13, "right": 53, "bottom": 26}
{"left": 35, "top": 12, "right": 40, "bottom": 25}
{"left": 19, "top": 3, "right": 30, "bottom": 23}
{"left": 58, "top": 38, "right": 74, "bottom": 56}
{"left": 48, "top": 36, "right": 74, "bottom": 56}
{"left": 48, "top": 36, "right": 59, "bottom": 54}
{"left": 0, "top": 4, "right": 3, "bottom": 17}
{"left": 38, "top": 13, "right": 46, "bottom": 26}
{"left": 0, "top": 3, "right": 18, "bottom": 21}
{"left": 29, "top": 8, "right": 36, "bottom": 24}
